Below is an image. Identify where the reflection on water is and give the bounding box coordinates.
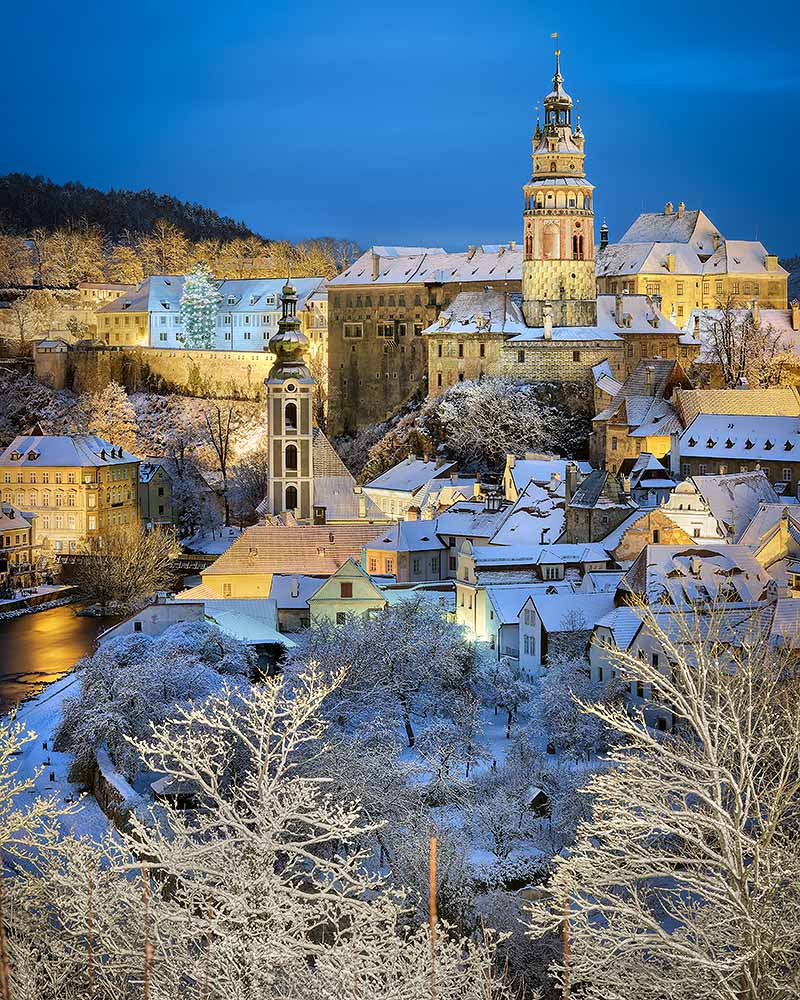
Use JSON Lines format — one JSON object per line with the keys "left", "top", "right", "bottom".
{"left": 0, "top": 604, "right": 121, "bottom": 710}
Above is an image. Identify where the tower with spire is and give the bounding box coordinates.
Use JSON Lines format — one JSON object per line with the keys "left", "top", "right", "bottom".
{"left": 522, "top": 41, "right": 597, "bottom": 329}
{"left": 264, "top": 278, "right": 316, "bottom": 521}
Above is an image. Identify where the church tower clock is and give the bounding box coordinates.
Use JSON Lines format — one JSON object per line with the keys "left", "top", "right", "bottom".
{"left": 522, "top": 45, "right": 597, "bottom": 328}
{"left": 264, "top": 279, "right": 315, "bottom": 521}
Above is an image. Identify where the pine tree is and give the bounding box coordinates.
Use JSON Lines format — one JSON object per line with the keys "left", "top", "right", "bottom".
{"left": 179, "top": 260, "right": 221, "bottom": 350}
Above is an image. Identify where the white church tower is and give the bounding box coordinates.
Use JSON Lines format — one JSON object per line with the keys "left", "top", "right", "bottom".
{"left": 265, "top": 279, "right": 315, "bottom": 521}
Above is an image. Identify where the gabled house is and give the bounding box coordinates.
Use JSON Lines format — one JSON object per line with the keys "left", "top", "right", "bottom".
{"left": 502, "top": 453, "right": 592, "bottom": 502}
{"left": 519, "top": 590, "right": 616, "bottom": 674}
{"left": 590, "top": 359, "right": 691, "bottom": 472}
{"left": 616, "top": 452, "right": 676, "bottom": 506}
{"left": 363, "top": 455, "right": 460, "bottom": 520}
{"left": 561, "top": 469, "right": 638, "bottom": 543}
{"left": 362, "top": 520, "right": 446, "bottom": 582}
{"left": 660, "top": 472, "right": 780, "bottom": 542}
{"left": 618, "top": 543, "right": 776, "bottom": 608}
{"left": 595, "top": 507, "right": 693, "bottom": 567}
{"left": 307, "top": 558, "right": 387, "bottom": 625}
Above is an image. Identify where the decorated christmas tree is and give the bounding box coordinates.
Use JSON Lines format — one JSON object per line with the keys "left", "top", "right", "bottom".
{"left": 180, "top": 260, "right": 221, "bottom": 349}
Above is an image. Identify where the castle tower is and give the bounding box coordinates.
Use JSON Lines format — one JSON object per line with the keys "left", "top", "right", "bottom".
{"left": 265, "top": 279, "right": 315, "bottom": 520}
{"left": 522, "top": 44, "right": 597, "bottom": 328}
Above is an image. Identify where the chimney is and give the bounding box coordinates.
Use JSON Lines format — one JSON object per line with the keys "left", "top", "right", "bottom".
{"left": 615, "top": 292, "right": 624, "bottom": 327}
{"left": 467, "top": 245, "right": 477, "bottom": 260}
{"left": 693, "top": 314, "right": 701, "bottom": 337}
{"left": 508, "top": 240, "right": 517, "bottom": 251}
{"left": 290, "top": 576, "right": 299, "bottom": 599}
{"left": 792, "top": 299, "right": 799, "bottom": 332}
{"left": 372, "top": 250, "right": 381, "bottom": 281}
{"left": 407, "top": 453, "right": 417, "bottom": 465}
{"left": 670, "top": 431, "right": 681, "bottom": 478}
{"left": 644, "top": 365, "right": 654, "bottom": 394}
{"left": 435, "top": 456, "right": 446, "bottom": 468}
{"left": 565, "top": 462, "right": 578, "bottom": 503}
{"left": 666, "top": 252, "right": 675, "bottom": 273}
{"left": 354, "top": 485, "right": 367, "bottom": 519}
{"left": 600, "top": 220, "right": 609, "bottom": 250}
{"left": 765, "top": 254, "right": 778, "bottom": 272}
{"left": 712, "top": 233, "right": 722, "bottom": 253}
{"left": 622, "top": 475, "right": 631, "bottom": 498}
{"left": 450, "top": 471, "right": 459, "bottom": 485}
{"left": 664, "top": 201, "right": 674, "bottom": 215}
{"left": 652, "top": 294, "right": 663, "bottom": 319}
{"left": 473, "top": 473, "right": 482, "bottom": 498}
{"left": 677, "top": 201, "right": 686, "bottom": 218}
{"left": 406, "top": 505, "right": 419, "bottom": 521}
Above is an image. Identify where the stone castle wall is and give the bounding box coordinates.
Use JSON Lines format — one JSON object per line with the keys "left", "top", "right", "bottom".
{"left": 499, "top": 341, "right": 624, "bottom": 383}
{"left": 36, "top": 345, "right": 277, "bottom": 400}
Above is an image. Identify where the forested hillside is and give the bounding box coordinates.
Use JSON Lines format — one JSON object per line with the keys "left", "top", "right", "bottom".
{"left": 0, "top": 173, "right": 257, "bottom": 242}
{"left": 0, "top": 174, "right": 361, "bottom": 286}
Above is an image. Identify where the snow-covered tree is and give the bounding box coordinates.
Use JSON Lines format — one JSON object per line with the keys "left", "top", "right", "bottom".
{"left": 180, "top": 259, "right": 221, "bottom": 350}
{"left": 105, "top": 243, "right": 144, "bottom": 284}
{"left": 526, "top": 607, "right": 800, "bottom": 1000}
{"left": 700, "top": 296, "right": 791, "bottom": 388}
{"left": 535, "top": 653, "right": 620, "bottom": 760}
{"left": 54, "top": 620, "right": 254, "bottom": 781}
{"left": 78, "top": 380, "right": 139, "bottom": 453}
{"left": 481, "top": 655, "right": 532, "bottom": 739}
{"left": 294, "top": 597, "right": 476, "bottom": 748}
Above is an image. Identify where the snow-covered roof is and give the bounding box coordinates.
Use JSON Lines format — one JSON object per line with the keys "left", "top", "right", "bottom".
{"left": 471, "top": 542, "right": 609, "bottom": 567}
{"left": 674, "top": 385, "right": 800, "bottom": 427}
{"left": 620, "top": 543, "right": 774, "bottom": 606}
{"left": 686, "top": 472, "right": 782, "bottom": 540}
{"left": 617, "top": 208, "right": 721, "bottom": 254}
{"left": 267, "top": 574, "right": 324, "bottom": 608}
{"left": 593, "top": 359, "right": 688, "bottom": 430}
{"left": 365, "top": 456, "right": 457, "bottom": 494}
{"left": 423, "top": 289, "right": 527, "bottom": 336}
{"left": 364, "top": 520, "right": 446, "bottom": 553}
{"left": 509, "top": 456, "right": 592, "bottom": 494}
{"left": 435, "top": 502, "right": 512, "bottom": 540}
{"left": 580, "top": 569, "right": 626, "bottom": 593}
{"left": 487, "top": 583, "right": 572, "bottom": 625}
{"left": 0, "top": 435, "right": 139, "bottom": 468}
{"left": 329, "top": 244, "right": 522, "bottom": 287}
{"left": 703, "top": 240, "right": 787, "bottom": 276}
{"left": 592, "top": 359, "right": 623, "bottom": 398}
{"left": 97, "top": 275, "right": 325, "bottom": 316}
{"left": 528, "top": 591, "right": 616, "bottom": 633}
{"left": 489, "top": 483, "right": 565, "bottom": 547}
{"left": 0, "top": 504, "right": 34, "bottom": 533}
{"left": 737, "top": 503, "right": 800, "bottom": 550}
{"left": 680, "top": 416, "right": 800, "bottom": 465}
{"left": 569, "top": 470, "right": 637, "bottom": 511}
{"left": 597, "top": 235, "right": 783, "bottom": 280}
{"left": 593, "top": 606, "right": 643, "bottom": 650}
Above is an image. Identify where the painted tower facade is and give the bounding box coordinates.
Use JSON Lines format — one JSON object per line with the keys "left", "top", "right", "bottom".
{"left": 522, "top": 48, "right": 597, "bottom": 328}
{"left": 265, "top": 280, "right": 316, "bottom": 521}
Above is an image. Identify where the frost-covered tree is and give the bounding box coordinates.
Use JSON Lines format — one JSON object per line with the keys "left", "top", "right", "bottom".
{"left": 78, "top": 380, "right": 139, "bottom": 453}
{"left": 294, "top": 597, "right": 476, "bottom": 748}
{"left": 54, "top": 621, "right": 255, "bottom": 781}
{"left": 180, "top": 259, "right": 221, "bottom": 350}
{"left": 536, "top": 653, "right": 622, "bottom": 759}
{"left": 527, "top": 607, "right": 800, "bottom": 1000}
{"left": 105, "top": 243, "right": 143, "bottom": 284}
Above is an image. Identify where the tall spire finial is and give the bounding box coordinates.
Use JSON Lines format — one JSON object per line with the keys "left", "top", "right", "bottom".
{"left": 550, "top": 32, "right": 561, "bottom": 85}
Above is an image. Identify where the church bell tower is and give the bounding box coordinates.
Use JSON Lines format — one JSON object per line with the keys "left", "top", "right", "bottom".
{"left": 522, "top": 43, "right": 597, "bottom": 328}
{"left": 265, "top": 280, "right": 315, "bottom": 520}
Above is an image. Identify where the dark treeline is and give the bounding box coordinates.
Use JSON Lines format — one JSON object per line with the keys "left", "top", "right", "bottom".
{"left": 0, "top": 173, "right": 259, "bottom": 242}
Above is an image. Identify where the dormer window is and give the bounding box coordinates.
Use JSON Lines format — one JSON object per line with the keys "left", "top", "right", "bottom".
{"left": 706, "top": 438, "right": 716, "bottom": 449}
{"left": 227, "top": 296, "right": 236, "bottom": 305}
{"left": 725, "top": 439, "right": 734, "bottom": 449}
{"left": 10, "top": 451, "right": 21, "bottom": 461}
{"left": 785, "top": 441, "right": 794, "bottom": 451}
{"left": 688, "top": 438, "right": 697, "bottom": 448}
{"left": 744, "top": 439, "right": 754, "bottom": 450}
{"left": 764, "top": 440, "right": 774, "bottom": 451}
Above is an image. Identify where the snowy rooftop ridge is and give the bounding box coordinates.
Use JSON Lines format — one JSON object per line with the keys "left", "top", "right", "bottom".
{"left": 0, "top": 435, "right": 139, "bottom": 468}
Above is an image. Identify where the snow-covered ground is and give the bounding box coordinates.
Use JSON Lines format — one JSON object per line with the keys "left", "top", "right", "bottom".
{"left": 13, "top": 673, "right": 113, "bottom": 841}
{"left": 182, "top": 527, "right": 242, "bottom": 554}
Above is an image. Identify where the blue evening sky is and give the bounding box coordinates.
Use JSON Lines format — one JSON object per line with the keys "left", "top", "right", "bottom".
{"left": 2, "top": 0, "right": 798, "bottom": 254}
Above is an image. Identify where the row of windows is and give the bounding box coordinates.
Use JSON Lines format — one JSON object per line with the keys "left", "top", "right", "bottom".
{"left": 437, "top": 343, "right": 486, "bottom": 359}
{"left": 336, "top": 293, "right": 424, "bottom": 309}
{"left": 343, "top": 322, "right": 424, "bottom": 338}
{"left": 2, "top": 469, "right": 129, "bottom": 485}
{"left": 681, "top": 462, "right": 794, "bottom": 481}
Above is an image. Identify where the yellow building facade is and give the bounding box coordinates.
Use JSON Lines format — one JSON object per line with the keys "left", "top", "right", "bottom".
{"left": 0, "top": 435, "right": 140, "bottom": 554}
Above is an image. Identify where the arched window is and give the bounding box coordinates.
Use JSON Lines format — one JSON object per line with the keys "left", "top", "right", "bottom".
{"left": 285, "top": 485, "right": 298, "bottom": 511}
{"left": 550, "top": 160, "right": 557, "bottom": 172}
{"left": 285, "top": 444, "right": 298, "bottom": 470}
{"left": 556, "top": 192, "right": 566, "bottom": 208}
{"left": 285, "top": 401, "right": 297, "bottom": 430}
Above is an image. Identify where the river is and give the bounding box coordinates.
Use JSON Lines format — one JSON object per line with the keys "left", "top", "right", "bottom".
{"left": 0, "top": 604, "right": 120, "bottom": 710}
